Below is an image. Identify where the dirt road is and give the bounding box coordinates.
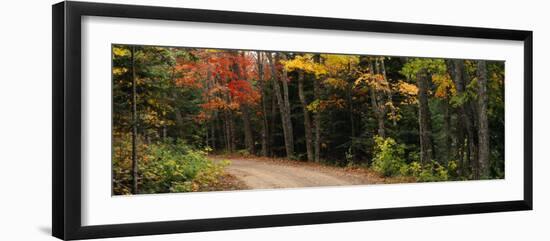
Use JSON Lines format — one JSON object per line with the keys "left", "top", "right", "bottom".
{"left": 212, "top": 157, "right": 386, "bottom": 190}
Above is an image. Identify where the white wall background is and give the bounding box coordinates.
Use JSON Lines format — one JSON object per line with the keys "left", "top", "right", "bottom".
{"left": 0, "top": 0, "right": 547, "bottom": 240}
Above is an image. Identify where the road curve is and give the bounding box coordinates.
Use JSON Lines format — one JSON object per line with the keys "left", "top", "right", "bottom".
{"left": 214, "top": 157, "right": 380, "bottom": 190}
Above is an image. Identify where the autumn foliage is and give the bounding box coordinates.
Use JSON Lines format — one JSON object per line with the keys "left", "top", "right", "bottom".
{"left": 112, "top": 44, "right": 506, "bottom": 195}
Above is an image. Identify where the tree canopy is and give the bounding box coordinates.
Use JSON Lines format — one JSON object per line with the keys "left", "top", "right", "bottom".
{"left": 112, "top": 44, "right": 505, "bottom": 195}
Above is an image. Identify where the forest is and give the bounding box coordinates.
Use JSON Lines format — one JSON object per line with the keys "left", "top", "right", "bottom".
{"left": 112, "top": 44, "right": 504, "bottom": 195}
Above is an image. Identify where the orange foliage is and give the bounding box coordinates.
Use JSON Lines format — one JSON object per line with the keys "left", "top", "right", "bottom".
{"left": 228, "top": 79, "right": 260, "bottom": 105}
{"left": 431, "top": 73, "right": 456, "bottom": 98}
{"left": 177, "top": 50, "right": 261, "bottom": 119}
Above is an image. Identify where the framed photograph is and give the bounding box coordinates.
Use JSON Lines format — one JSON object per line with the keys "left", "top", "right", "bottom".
{"left": 52, "top": 1, "right": 533, "bottom": 240}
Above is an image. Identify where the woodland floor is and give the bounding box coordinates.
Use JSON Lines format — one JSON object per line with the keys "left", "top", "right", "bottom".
{"left": 209, "top": 155, "right": 414, "bottom": 190}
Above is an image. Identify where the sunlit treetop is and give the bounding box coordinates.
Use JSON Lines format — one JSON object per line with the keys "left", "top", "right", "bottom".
{"left": 281, "top": 54, "right": 327, "bottom": 77}
{"left": 321, "top": 54, "right": 359, "bottom": 77}
{"left": 396, "top": 80, "right": 419, "bottom": 105}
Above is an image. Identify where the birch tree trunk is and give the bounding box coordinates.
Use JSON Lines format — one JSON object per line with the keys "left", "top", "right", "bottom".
{"left": 267, "top": 53, "right": 294, "bottom": 158}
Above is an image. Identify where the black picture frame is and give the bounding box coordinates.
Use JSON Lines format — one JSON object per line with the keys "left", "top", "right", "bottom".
{"left": 52, "top": 1, "right": 533, "bottom": 240}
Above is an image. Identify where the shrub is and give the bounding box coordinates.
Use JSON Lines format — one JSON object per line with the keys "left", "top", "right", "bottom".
{"left": 400, "top": 161, "right": 422, "bottom": 177}
{"left": 368, "top": 135, "right": 456, "bottom": 182}
{"left": 112, "top": 137, "right": 229, "bottom": 194}
{"left": 371, "top": 136, "right": 406, "bottom": 177}
{"left": 413, "top": 161, "right": 450, "bottom": 182}
{"left": 140, "top": 141, "right": 229, "bottom": 193}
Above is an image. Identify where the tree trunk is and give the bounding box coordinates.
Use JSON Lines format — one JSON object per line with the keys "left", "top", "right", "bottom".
{"left": 205, "top": 65, "right": 213, "bottom": 148}
{"left": 447, "top": 59, "right": 476, "bottom": 175}
{"left": 379, "top": 58, "right": 397, "bottom": 126}
{"left": 298, "top": 71, "right": 314, "bottom": 161}
{"left": 217, "top": 113, "right": 225, "bottom": 150}
{"left": 477, "top": 60, "right": 490, "bottom": 178}
{"left": 229, "top": 111, "right": 236, "bottom": 152}
{"left": 130, "top": 46, "right": 138, "bottom": 194}
{"left": 347, "top": 78, "right": 356, "bottom": 158}
{"left": 280, "top": 54, "right": 295, "bottom": 156}
{"left": 223, "top": 111, "right": 229, "bottom": 151}
{"left": 442, "top": 99, "right": 452, "bottom": 164}
{"left": 170, "top": 58, "right": 184, "bottom": 139}
{"left": 242, "top": 106, "right": 255, "bottom": 154}
{"left": 241, "top": 52, "right": 255, "bottom": 154}
{"left": 270, "top": 86, "right": 277, "bottom": 157}
{"left": 313, "top": 55, "right": 322, "bottom": 162}
{"left": 211, "top": 118, "right": 216, "bottom": 149}
{"left": 230, "top": 51, "right": 254, "bottom": 153}
{"left": 417, "top": 69, "right": 433, "bottom": 164}
{"left": 172, "top": 93, "right": 185, "bottom": 136}
{"left": 369, "top": 59, "right": 385, "bottom": 138}
{"left": 456, "top": 116, "right": 465, "bottom": 175}
{"left": 370, "top": 89, "right": 385, "bottom": 138}
{"left": 346, "top": 61, "right": 356, "bottom": 143}
{"left": 257, "top": 51, "right": 269, "bottom": 157}
{"left": 463, "top": 66, "right": 479, "bottom": 177}
{"left": 267, "top": 53, "right": 294, "bottom": 158}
